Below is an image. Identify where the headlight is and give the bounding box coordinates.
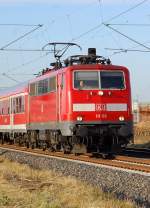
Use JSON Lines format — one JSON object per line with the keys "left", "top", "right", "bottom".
{"left": 77, "top": 116, "right": 83, "bottom": 121}
{"left": 98, "top": 91, "right": 104, "bottom": 96}
{"left": 119, "top": 116, "right": 125, "bottom": 121}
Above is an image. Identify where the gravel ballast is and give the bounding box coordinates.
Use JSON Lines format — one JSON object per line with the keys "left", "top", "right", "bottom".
{"left": 0, "top": 147, "right": 149, "bottom": 208}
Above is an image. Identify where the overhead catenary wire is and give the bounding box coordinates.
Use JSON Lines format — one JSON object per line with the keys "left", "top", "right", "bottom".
{"left": 0, "top": 0, "right": 148, "bottom": 54}
{"left": 0, "top": 73, "right": 38, "bottom": 75}
{"left": 0, "top": 1, "right": 99, "bottom": 75}
{"left": 106, "top": 23, "right": 150, "bottom": 27}
{"left": 46, "top": 0, "right": 98, "bottom": 27}
{"left": 0, "top": 24, "right": 43, "bottom": 50}
{"left": 5, "top": 52, "right": 50, "bottom": 74}
{"left": 2, "top": 73, "right": 20, "bottom": 83}
{"left": 103, "top": 0, "right": 149, "bottom": 24}
{"left": 0, "top": 3, "right": 99, "bottom": 86}
{"left": 110, "top": 39, "right": 150, "bottom": 56}
{"left": 103, "top": 23, "right": 150, "bottom": 50}
{"left": 71, "top": 0, "right": 149, "bottom": 41}
{"left": 105, "top": 48, "right": 150, "bottom": 53}
{"left": 98, "top": 0, "right": 104, "bottom": 23}
{"left": 0, "top": 49, "right": 54, "bottom": 52}
{"left": 0, "top": 0, "right": 149, "bottom": 85}
{"left": 0, "top": 24, "right": 42, "bottom": 27}
{"left": 4, "top": 0, "right": 147, "bottom": 74}
{"left": 41, "top": 1, "right": 100, "bottom": 49}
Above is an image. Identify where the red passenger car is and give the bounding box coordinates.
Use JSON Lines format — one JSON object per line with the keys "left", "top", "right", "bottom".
{"left": 0, "top": 43, "right": 133, "bottom": 154}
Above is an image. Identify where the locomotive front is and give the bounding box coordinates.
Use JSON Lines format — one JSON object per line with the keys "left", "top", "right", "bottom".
{"left": 64, "top": 50, "right": 133, "bottom": 153}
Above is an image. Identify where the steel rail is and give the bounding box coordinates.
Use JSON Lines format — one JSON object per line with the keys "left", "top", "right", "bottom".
{"left": 0, "top": 144, "right": 150, "bottom": 173}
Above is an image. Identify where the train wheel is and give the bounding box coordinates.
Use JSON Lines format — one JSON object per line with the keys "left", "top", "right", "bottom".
{"left": 26, "top": 141, "right": 30, "bottom": 148}
{"left": 42, "top": 143, "right": 47, "bottom": 151}
{"left": 71, "top": 136, "right": 87, "bottom": 154}
{"left": 61, "top": 143, "right": 71, "bottom": 154}
{"left": 31, "top": 142, "right": 36, "bottom": 149}
{"left": 0, "top": 133, "right": 3, "bottom": 144}
{"left": 48, "top": 145, "right": 55, "bottom": 152}
{"left": 0, "top": 135, "right": 4, "bottom": 145}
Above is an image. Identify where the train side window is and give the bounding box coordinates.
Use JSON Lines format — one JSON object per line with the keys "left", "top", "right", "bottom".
{"left": 0, "top": 101, "right": 2, "bottom": 115}
{"left": 49, "top": 76, "right": 56, "bottom": 92}
{"left": 8, "top": 107, "right": 10, "bottom": 114}
{"left": 30, "top": 83, "right": 36, "bottom": 96}
{"left": 20, "top": 96, "right": 25, "bottom": 112}
{"left": 0, "top": 101, "right": 3, "bottom": 114}
{"left": 6, "top": 100, "right": 10, "bottom": 115}
{"left": 13, "top": 96, "right": 25, "bottom": 114}
{"left": 61, "top": 74, "right": 65, "bottom": 89}
{"left": 16, "top": 98, "right": 19, "bottom": 113}
{"left": 0, "top": 100, "right": 9, "bottom": 115}
{"left": 13, "top": 99, "right": 16, "bottom": 113}
{"left": 38, "top": 79, "right": 48, "bottom": 95}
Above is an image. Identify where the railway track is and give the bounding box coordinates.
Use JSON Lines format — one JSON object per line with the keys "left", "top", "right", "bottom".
{"left": 0, "top": 144, "right": 150, "bottom": 173}
{"left": 126, "top": 147, "right": 150, "bottom": 153}
{"left": 122, "top": 147, "right": 150, "bottom": 158}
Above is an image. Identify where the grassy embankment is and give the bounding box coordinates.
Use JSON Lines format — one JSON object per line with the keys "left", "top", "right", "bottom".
{"left": 0, "top": 157, "right": 136, "bottom": 208}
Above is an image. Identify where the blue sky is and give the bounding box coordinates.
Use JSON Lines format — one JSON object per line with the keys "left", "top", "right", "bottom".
{"left": 0, "top": 0, "right": 150, "bottom": 102}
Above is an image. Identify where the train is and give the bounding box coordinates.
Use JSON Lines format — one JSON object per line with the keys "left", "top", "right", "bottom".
{"left": 0, "top": 43, "right": 133, "bottom": 155}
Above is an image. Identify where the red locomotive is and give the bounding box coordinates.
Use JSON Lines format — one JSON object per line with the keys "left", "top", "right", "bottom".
{"left": 0, "top": 43, "right": 133, "bottom": 155}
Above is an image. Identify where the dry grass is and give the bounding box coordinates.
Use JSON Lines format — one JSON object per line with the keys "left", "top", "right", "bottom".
{"left": 0, "top": 157, "right": 136, "bottom": 208}
{"left": 133, "top": 137, "right": 150, "bottom": 148}
{"left": 133, "top": 121, "right": 150, "bottom": 147}
{"left": 134, "top": 133, "right": 150, "bottom": 147}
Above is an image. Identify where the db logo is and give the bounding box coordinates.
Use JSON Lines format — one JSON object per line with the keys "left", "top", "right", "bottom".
{"left": 95, "top": 104, "right": 106, "bottom": 111}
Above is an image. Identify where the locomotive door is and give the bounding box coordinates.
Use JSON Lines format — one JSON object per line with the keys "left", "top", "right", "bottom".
{"left": 57, "top": 73, "right": 65, "bottom": 122}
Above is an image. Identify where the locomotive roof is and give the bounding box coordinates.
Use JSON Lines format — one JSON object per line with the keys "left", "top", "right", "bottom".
{"left": 29, "top": 69, "right": 56, "bottom": 83}
{"left": 28, "top": 64, "right": 129, "bottom": 83}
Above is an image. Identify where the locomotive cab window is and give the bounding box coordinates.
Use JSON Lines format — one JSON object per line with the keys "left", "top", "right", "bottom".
{"left": 74, "top": 71, "right": 99, "bottom": 89}
{"left": 100, "top": 71, "right": 125, "bottom": 89}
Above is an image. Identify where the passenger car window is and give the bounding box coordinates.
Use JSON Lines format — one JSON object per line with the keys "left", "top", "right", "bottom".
{"left": 0, "top": 99, "right": 10, "bottom": 115}
{"left": 13, "top": 96, "right": 25, "bottom": 114}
